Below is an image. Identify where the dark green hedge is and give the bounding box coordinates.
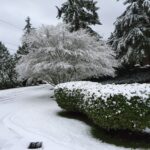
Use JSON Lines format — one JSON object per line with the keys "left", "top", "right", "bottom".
{"left": 55, "top": 88, "right": 150, "bottom": 131}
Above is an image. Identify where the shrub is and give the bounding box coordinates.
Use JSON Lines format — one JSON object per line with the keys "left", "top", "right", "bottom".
{"left": 55, "top": 81, "right": 150, "bottom": 131}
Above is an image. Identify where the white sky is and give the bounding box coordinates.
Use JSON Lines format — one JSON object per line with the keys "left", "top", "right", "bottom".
{"left": 0, "top": 0, "right": 126, "bottom": 53}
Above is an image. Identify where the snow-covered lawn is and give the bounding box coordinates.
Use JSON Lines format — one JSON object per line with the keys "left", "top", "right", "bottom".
{"left": 0, "top": 84, "right": 129, "bottom": 150}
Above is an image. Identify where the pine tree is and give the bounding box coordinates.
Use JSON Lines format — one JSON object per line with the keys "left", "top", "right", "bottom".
{"left": 17, "top": 17, "right": 34, "bottom": 57}
{"left": 16, "top": 43, "right": 29, "bottom": 57}
{"left": 56, "top": 0, "right": 101, "bottom": 36}
{"left": 24, "top": 16, "right": 32, "bottom": 34}
{"left": 0, "top": 42, "right": 17, "bottom": 89}
{"left": 109, "top": 0, "right": 150, "bottom": 67}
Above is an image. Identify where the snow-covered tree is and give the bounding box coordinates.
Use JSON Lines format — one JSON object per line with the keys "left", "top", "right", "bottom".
{"left": 109, "top": 0, "right": 150, "bottom": 67}
{"left": 17, "top": 43, "right": 29, "bottom": 56}
{"left": 56, "top": 0, "right": 101, "bottom": 37}
{"left": 16, "top": 24, "right": 118, "bottom": 85}
{"left": 0, "top": 42, "right": 17, "bottom": 89}
{"left": 17, "top": 17, "right": 35, "bottom": 58}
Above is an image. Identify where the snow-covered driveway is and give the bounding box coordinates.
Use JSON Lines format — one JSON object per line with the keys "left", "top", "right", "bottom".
{"left": 0, "top": 85, "right": 127, "bottom": 150}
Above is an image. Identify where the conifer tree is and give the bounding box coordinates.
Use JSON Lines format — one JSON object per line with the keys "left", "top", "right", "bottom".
{"left": 24, "top": 16, "right": 32, "bottom": 34}
{"left": 0, "top": 42, "right": 17, "bottom": 89}
{"left": 109, "top": 0, "right": 150, "bottom": 67}
{"left": 56, "top": 0, "right": 101, "bottom": 36}
{"left": 17, "top": 17, "right": 34, "bottom": 57}
{"left": 17, "top": 43, "right": 29, "bottom": 56}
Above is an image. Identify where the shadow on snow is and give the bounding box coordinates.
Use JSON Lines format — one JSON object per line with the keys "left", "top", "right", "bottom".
{"left": 57, "top": 111, "right": 150, "bottom": 149}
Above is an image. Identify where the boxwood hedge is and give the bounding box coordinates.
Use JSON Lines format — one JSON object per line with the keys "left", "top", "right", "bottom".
{"left": 54, "top": 82, "right": 150, "bottom": 131}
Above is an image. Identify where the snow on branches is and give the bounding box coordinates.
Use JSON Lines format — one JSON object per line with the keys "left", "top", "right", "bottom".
{"left": 109, "top": 0, "right": 150, "bottom": 67}
{"left": 16, "top": 24, "right": 118, "bottom": 85}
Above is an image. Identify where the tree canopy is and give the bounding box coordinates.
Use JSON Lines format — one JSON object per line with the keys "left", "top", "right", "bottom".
{"left": 56, "top": 0, "right": 101, "bottom": 37}
{"left": 16, "top": 24, "right": 118, "bottom": 85}
{"left": 0, "top": 42, "right": 17, "bottom": 89}
{"left": 109, "top": 0, "right": 150, "bottom": 67}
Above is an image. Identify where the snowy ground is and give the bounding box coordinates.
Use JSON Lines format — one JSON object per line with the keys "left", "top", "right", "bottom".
{"left": 0, "top": 84, "right": 129, "bottom": 150}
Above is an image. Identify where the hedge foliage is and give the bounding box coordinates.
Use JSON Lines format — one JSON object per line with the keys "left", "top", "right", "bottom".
{"left": 54, "top": 82, "right": 150, "bottom": 131}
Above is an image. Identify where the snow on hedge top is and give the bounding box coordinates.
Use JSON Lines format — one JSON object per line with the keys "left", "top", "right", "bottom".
{"left": 55, "top": 81, "right": 150, "bottom": 101}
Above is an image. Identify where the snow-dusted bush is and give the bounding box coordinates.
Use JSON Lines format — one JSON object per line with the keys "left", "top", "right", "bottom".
{"left": 16, "top": 24, "right": 118, "bottom": 85}
{"left": 55, "top": 81, "right": 150, "bottom": 131}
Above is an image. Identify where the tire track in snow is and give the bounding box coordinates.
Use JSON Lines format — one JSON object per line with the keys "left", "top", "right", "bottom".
{"left": 3, "top": 112, "right": 78, "bottom": 150}
{"left": 0, "top": 85, "right": 125, "bottom": 150}
{"left": 0, "top": 90, "right": 26, "bottom": 104}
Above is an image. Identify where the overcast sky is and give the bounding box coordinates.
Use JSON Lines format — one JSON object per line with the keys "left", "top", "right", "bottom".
{"left": 0, "top": 0, "right": 126, "bottom": 53}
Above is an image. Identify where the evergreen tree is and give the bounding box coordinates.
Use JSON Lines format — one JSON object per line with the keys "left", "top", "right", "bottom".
{"left": 109, "top": 0, "right": 150, "bottom": 67}
{"left": 17, "top": 17, "right": 34, "bottom": 57}
{"left": 24, "top": 16, "right": 32, "bottom": 34}
{"left": 0, "top": 42, "right": 17, "bottom": 89}
{"left": 16, "top": 43, "right": 29, "bottom": 58}
{"left": 56, "top": 0, "right": 101, "bottom": 36}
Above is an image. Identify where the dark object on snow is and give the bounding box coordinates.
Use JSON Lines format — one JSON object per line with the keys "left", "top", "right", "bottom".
{"left": 28, "top": 142, "right": 43, "bottom": 149}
